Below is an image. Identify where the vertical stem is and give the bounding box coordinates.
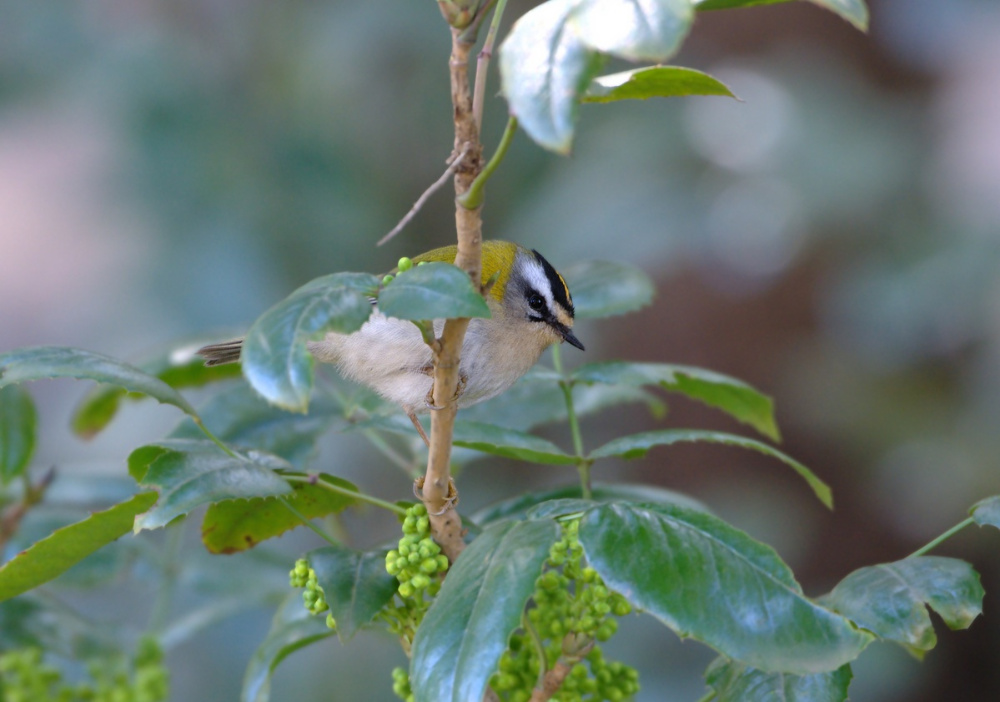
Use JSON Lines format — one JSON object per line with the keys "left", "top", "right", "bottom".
{"left": 472, "top": 0, "right": 510, "bottom": 133}
{"left": 552, "top": 345, "right": 591, "bottom": 499}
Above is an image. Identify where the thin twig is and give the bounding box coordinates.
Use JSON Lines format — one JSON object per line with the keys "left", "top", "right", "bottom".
{"left": 472, "top": 0, "right": 510, "bottom": 132}
{"left": 378, "top": 143, "right": 472, "bottom": 246}
{"left": 460, "top": 115, "right": 518, "bottom": 210}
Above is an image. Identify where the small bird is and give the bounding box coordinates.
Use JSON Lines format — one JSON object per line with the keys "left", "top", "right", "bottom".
{"left": 197, "top": 241, "right": 584, "bottom": 442}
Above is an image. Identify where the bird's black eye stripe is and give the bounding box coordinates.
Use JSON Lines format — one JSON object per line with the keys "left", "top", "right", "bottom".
{"left": 531, "top": 249, "right": 574, "bottom": 317}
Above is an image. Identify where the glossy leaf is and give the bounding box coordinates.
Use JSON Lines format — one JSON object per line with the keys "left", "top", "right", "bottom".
{"left": 695, "top": 0, "right": 869, "bottom": 31}
{"left": 410, "top": 519, "right": 558, "bottom": 702}
{"left": 128, "top": 439, "right": 293, "bottom": 531}
{"left": 241, "top": 273, "right": 379, "bottom": 412}
{"left": 579, "top": 502, "right": 871, "bottom": 673}
{"left": 574, "top": 361, "right": 779, "bottom": 440}
{"left": 590, "top": 429, "right": 831, "bottom": 508}
{"left": 561, "top": 260, "right": 655, "bottom": 318}
{"left": 71, "top": 336, "right": 242, "bottom": 438}
{"left": 378, "top": 262, "right": 490, "bottom": 321}
{"left": 572, "top": 0, "right": 693, "bottom": 61}
{"left": 452, "top": 421, "right": 577, "bottom": 465}
{"left": 499, "top": 0, "right": 599, "bottom": 154}
{"left": 172, "top": 384, "right": 346, "bottom": 469}
{"left": 705, "top": 658, "right": 853, "bottom": 702}
{"left": 472, "top": 481, "right": 709, "bottom": 525}
{"left": 202, "top": 474, "right": 359, "bottom": 554}
{"left": 242, "top": 594, "right": 334, "bottom": 702}
{"left": 0, "top": 492, "right": 157, "bottom": 602}
{"left": 0, "top": 346, "right": 197, "bottom": 419}
{"left": 0, "top": 385, "right": 36, "bottom": 485}
{"left": 583, "top": 66, "right": 736, "bottom": 103}
{"left": 823, "top": 557, "right": 983, "bottom": 653}
{"left": 971, "top": 495, "right": 1000, "bottom": 529}
{"left": 309, "top": 544, "right": 398, "bottom": 640}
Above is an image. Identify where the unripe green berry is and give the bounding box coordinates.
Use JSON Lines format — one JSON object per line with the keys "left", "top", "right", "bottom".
{"left": 420, "top": 558, "right": 438, "bottom": 574}
{"left": 398, "top": 257, "right": 413, "bottom": 272}
{"left": 326, "top": 613, "right": 337, "bottom": 629}
{"left": 436, "top": 554, "right": 450, "bottom": 571}
{"left": 382, "top": 274, "right": 394, "bottom": 286}
{"left": 398, "top": 582, "right": 414, "bottom": 598}
{"left": 411, "top": 574, "right": 432, "bottom": 590}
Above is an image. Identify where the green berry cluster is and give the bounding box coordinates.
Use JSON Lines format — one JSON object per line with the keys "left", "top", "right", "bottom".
{"left": 0, "top": 638, "right": 169, "bottom": 702}
{"left": 289, "top": 558, "right": 337, "bottom": 630}
{"left": 385, "top": 503, "right": 450, "bottom": 599}
{"left": 390, "top": 666, "right": 414, "bottom": 702}
{"left": 490, "top": 519, "right": 639, "bottom": 702}
{"left": 381, "top": 257, "right": 429, "bottom": 287}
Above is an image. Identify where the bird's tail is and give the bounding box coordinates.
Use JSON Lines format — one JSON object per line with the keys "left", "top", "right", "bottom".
{"left": 197, "top": 339, "right": 244, "bottom": 366}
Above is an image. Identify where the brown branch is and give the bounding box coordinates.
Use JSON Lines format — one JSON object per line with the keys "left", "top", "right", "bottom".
{"left": 0, "top": 468, "right": 56, "bottom": 552}
{"left": 529, "top": 635, "right": 594, "bottom": 702}
{"left": 420, "top": 28, "right": 484, "bottom": 563}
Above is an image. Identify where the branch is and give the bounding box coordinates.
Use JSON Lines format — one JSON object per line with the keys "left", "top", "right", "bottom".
{"left": 529, "top": 636, "right": 595, "bottom": 702}
{"left": 472, "top": 0, "right": 509, "bottom": 132}
{"left": 378, "top": 143, "right": 472, "bottom": 246}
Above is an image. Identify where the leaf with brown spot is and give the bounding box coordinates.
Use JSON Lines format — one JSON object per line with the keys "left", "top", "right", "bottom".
{"left": 201, "top": 474, "right": 359, "bottom": 554}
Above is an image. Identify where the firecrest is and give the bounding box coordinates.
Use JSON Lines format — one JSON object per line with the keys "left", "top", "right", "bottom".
{"left": 197, "top": 240, "right": 584, "bottom": 441}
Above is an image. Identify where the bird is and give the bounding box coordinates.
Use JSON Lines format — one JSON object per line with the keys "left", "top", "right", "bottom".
{"left": 196, "top": 240, "right": 584, "bottom": 443}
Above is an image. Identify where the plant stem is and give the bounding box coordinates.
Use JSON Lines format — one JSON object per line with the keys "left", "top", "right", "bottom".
{"left": 552, "top": 345, "right": 592, "bottom": 499}
{"left": 193, "top": 416, "right": 240, "bottom": 459}
{"left": 284, "top": 474, "right": 408, "bottom": 516}
{"left": 277, "top": 495, "right": 340, "bottom": 547}
{"left": 907, "top": 517, "right": 976, "bottom": 559}
{"left": 362, "top": 428, "right": 418, "bottom": 476}
{"left": 472, "top": 0, "right": 510, "bottom": 132}
{"left": 459, "top": 116, "right": 518, "bottom": 210}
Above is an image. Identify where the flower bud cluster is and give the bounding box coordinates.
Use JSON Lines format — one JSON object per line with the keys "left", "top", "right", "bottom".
{"left": 489, "top": 518, "right": 639, "bottom": 701}
{"left": 385, "top": 503, "right": 450, "bottom": 599}
{"left": 289, "top": 558, "right": 337, "bottom": 630}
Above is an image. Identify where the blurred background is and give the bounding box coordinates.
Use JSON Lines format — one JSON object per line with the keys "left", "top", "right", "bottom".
{"left": 2, "top": 0, "right": 999, "bottom": 699}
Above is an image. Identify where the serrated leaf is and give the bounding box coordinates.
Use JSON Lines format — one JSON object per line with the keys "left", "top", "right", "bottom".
{"left": 971, "top": 495, "right": 1000, "bottom": 529}
{"left": 572, "top": 0, "right": 693, "bottom": 61}
{"left": 0, "top": 385, "right": 36, "bottom": 485}
{"left": 242, "top": 594, "right": 334, "bottom": 702}
{"left": 579, "top": 502, "right": 872, "bottom": 673}
{"left": 561, "top": 260, "right": 655, "bottom": 318}
{"left": 694, "top": 0, "right": 868, "bottom": 31}
{"left": 411, "top": 519, "right": 558, "bottom": 702}
{"left": 473, "top": 481, "right": 709, "bottom": 524}
{"left": 589, "top": 429, "right": 831, "bottom": 507}
{"left": 202, "top": 474, "right": 358, "bottom": 554}
{"left": 0, "top": 346, "right": 198, "bottom": 419}
{"left": 128, "top": 439, "right": 293, "bottom": 531}
{"left": 452, "top": 421, "right": 577, "bottom": 465}
{"left": 72, "top": 336, "right": 242, "bottom": 438}
{"left": 0, "top": 492, "right": 157, "bottom": 602}
{"left": 172, "top": 384, "right": 346, "bottom": 469}
{"left": 822, "top": 557, "right": 983, "bottom": 653}
{"left": 242, "top": 273, "right": 379, "bottom": 413}
{"left": 308, "top": 544, "right": 398, "bottom": 640}
{"left": 574, "top": 361, "right": 779, "bottom": 440}
{"left": 705, "top": 658, "right": 853, "bottom": 702}
{"left": 583, "top": 65, "right": 736, "bottom": 103}
{"left": 500, "top": 0, "right": 599, "bottom": 154}
{"left": 378, "top": 262, "right": 490, "bottom": 321}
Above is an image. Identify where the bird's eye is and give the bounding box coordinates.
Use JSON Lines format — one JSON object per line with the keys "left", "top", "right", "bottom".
{"left": 528, "top": 293, "right": 545, "bottom": 311}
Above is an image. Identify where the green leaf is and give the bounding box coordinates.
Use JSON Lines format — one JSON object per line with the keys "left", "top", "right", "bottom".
{"left": 589, "top": 429, "right": 831, "bottom": 508}
{"left": 822, "top": 557, "right": 983, "bottom": 653}
{"left": 242, "top": 593, "right": 334, "bottom": 702}
{"left": 579, "top": 502, "right": 872, "bottom": 673}
{"left": 0, "top": 492, "right": 157, "bottom": 602}
{"left": 694, "top": 0, "right": 868, "bottom": 31}
{"left": 411, "top": 519, "right": 558, "bottom": 702}
{"left": 378, "top": 262, "right": 490, "bottom": 321}
{"left": 499, "top": 0, "right": 600, "bottom": 154}
{"left": 574, "top": 361, "right": 779, "bottom": 440}
{"left": 72, "top": 336, "right": 242, "bottom": 438}
{"left": 452, "top": 421, "right": 577, "bottom": 465}
{"left": 0, "top": 346, "right": 198, "bottom": 419}
{"left": 242, "top": 273, "right": 379, "bottom": 413}
{"left": 202, "top": 474, "right": 359, "bottom": 554}
{"left": 128, "top": 439, "right": 293, "bottom": 531}
{"left": 308, "top": 544, "right": 398, "bottom": 640}
{"left": 473, "top": 481, "right": 709, "bottom": 524}
{"left": 0, "top": 385, "right": 36, "bottom": 485}
{"left": 971, "top": 495, "right": 1000, "bottom": 529}
{"left": 560, "top": 260, "right": 655, "bottom": 318}
{"left": 583, "top": 66, "right": 737, "bottom": 103}
{"left": 572, "top": 0, "right": 694, "bottom": 61}
{"left": 172, "top": 384, "right": 346, "bottom": 469}
{"left": 705, "top": 658, "right": 853, "bottom": 702}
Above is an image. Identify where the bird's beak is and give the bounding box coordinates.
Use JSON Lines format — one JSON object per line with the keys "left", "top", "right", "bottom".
{"left": 561, "top": 328, "right": 585, "bottom": 351}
